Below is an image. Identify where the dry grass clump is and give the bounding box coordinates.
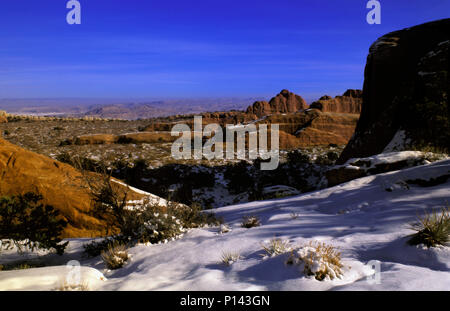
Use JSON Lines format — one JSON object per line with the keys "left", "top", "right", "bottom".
{"left": 408, "top": 206, "right": 450, "bottom": 248}
{"left": 286, "top": 241, "right": 343, "bottom": 281}
{"left": 56, "top": 281, "right": 90, "bottom": 291}
{"left": 261, "top": 238, "right": 291, "bottom": 257}
{"left": 220, "top": 251, "right": 241, "bottom": 266}
{"left": 290, "top": 212, "right": 300, "bottom": 220}
{"left": 101, "top": 242, "right": 129, "bottom": 270}
{"left": 241, "top": 215, "right": 261, "bottom": 228}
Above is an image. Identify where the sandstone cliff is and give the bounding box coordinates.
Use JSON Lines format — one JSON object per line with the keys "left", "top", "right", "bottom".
{"left": 310, "top": 89, "right": 362, "bottom": 114}
{"left": 338, "top": 19, "right": 450, "bottom": 164}
{"left": 0, "top": 138, "right": 154, "bottom": 238}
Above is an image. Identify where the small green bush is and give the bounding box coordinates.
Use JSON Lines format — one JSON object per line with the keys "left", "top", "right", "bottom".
{"left": 408, "top": 206, "right": 450, "bottom": 248}
{"left": 0, "top": 192, "right": 68, "bottom": 255}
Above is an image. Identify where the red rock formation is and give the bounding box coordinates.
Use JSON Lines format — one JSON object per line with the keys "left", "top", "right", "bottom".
{"left": 0, "top": 138, "right": 152, "bottom": 238}
{"left": 260, "top": 110, "right": 360, "bottom": 148}
{"left": 310, "top": 89, "right": 362, "bottom": 114}
{"left": 246, "top": 89, "right": 308, "bottom": 117}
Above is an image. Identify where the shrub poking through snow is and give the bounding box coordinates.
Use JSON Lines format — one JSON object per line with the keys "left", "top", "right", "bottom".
{"left": 261, "top": 238, "right": 291, "bottom": 257}
{"left": 56, "top": 281, "right": 90, "bottom": 291}
{"left": 119, "top": 202, "right": 185, "bottom": 245}
{"left": 172, "top": 202, "right": 222, "bottom": 229}
{"left": 101, "top": 242, "right": 129, "bottom": 270}
{"left": 220, "top": 250, "right": 241, "bottom": 266}
{"left": 290, "top": 212, "right": 300, "bottom": 220}
{"left": 241, "top": 215, "right": 261, "bottom": 228}
{"left": 286, "top": 241, "right": 343, "bottom": 281}
{"left": 83, "top": 237, "right": 128, "bottom": 258}
{"left": 408, "top": 206, "right": 450, "bottom": 248}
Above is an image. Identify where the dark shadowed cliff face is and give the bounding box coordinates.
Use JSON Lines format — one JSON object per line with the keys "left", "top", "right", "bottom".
{"left": 338, "top": 19, "right": 450, "bottom": 164}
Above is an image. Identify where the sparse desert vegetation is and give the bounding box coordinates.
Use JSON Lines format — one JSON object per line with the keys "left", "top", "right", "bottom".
{"left": 220, "top": 250, "right": 241, "bottom": 266}
{"left": 287, "top": 241, "right": 344, "bottom": 281}
{"left": 241, "top": 215, "right": 261, "bottom": 228}
{"left": 408, "top": 205, "right": 450, "bottom": 248}
{"left": 261, "top": 238, "right": 291, "bottom": 257}
{"left": 101, "top": 243, "right": 130, "bottom": 270}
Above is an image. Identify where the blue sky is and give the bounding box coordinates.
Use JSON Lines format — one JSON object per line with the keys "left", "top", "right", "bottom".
{"left": 0, "top": 0, "right": 449, "bottom": 100}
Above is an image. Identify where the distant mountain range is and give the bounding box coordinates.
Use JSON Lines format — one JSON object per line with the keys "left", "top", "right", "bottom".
{"left": 0, "top": 97, "right": 266, "bottom": 120}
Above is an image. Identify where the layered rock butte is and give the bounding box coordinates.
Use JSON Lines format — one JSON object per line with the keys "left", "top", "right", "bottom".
{"left": 310, "top": 89, "right": 362, "bottom": 114}
{"left": 246, "top": 89, "right": 308, "bottom": 117}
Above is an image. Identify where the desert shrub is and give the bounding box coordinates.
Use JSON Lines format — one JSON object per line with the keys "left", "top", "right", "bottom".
{"left": 83, "top": 237, "right": 128, "bottom": 258}
{"left": 98, "top": 201, "right": 220, "bottom": 246}
{"left": 0, "top": 260, "right": 46, "bottom": 271}
{"left": 57, "top": 153, "right": 100, "bottom": 172}
{"left": 261, "top": 238, "right": 291, "bottom": 257}
{"left": 220, "top": 250, "right": 241, "bottom": 266}
{"left": 287, "top": 150, "right": 311, "bottom": 165}
{"left": 56, "top": 281, "right": 90, "bottom": 291}
{"left": 122, "top": 203, "right": 185, "bottom": 244}
{"left": 241, "top": 215, "right": 261, "bottom": 228}
{"left": 171, "top": 183, "right": 193, "bottom": 205}
{"left": 408, "top": 206, "right": 450, "bottom": 248}
{"left": 58, "top": 139, "right": 72, "bottom": 146}
{"left": 314, "top": 151, "right": 339, "bottom": 166}
{"left": 224, "top": 161, "right": 254, "bottom": 194}
{"left": 171, "top": 202, "right": 221, "bottom": 229}
{"left": 286, "top": 241, "right": 343, "bottom": 281}
{"left": 0, "top": 192, "right": 68, "bottom": 255}
{"left": 101, "top": 242, "right": 129, "bottom": 270}
{"left": 116, "top": 136, "right": 133, "bottom": 144}
{"left": 248, "top": 182, "right": 264, "bottom": 201}
{"left": 325, "top": 151, "right": 340, "bottom": 163}
{"left": 80, "top": 161, "right": 220, "bottom": 245}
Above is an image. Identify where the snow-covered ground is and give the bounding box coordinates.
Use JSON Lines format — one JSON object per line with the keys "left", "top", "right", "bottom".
{"left": 1, "top": 158, "right": 449, "bottom": 291}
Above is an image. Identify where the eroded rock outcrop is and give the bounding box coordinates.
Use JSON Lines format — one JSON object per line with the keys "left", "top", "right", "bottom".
{"left": 0, "top": 138, "right": 152, "bottom": 237}
{"left": 338, "top": 19, "right": 450, "bottom": 164}
{"left": 310, "top": 89, "right": 362, "bottom": 114}
{"left": 246, "top": 89, "right": 308, "bottom": 117}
